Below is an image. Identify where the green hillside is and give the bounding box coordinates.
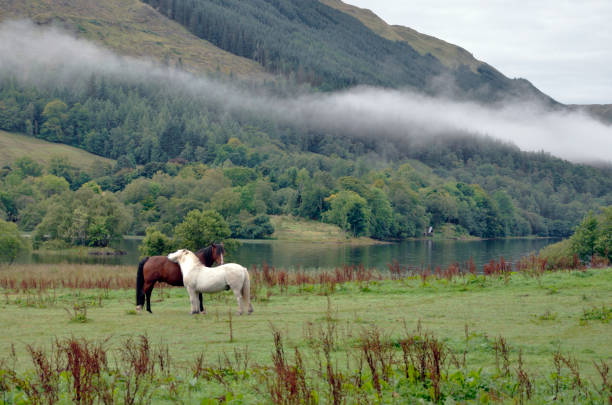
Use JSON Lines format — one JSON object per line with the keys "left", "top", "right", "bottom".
{"left": 141, "top": 0, "right": 556, "bottom": 104}
{"left": 0, "top": 0, "right": 266, "bottom": 77}
{"left": 1, "top": 0, "right": 556, "bottom": 104}
{"left": 321, "top": 0, "right": 482, "bottom": 72}
{"left": 141, "top": 0, "right": 440, "bottom": 90}
{"left": 0, "top": 130, "right": 113, "bottom": 170}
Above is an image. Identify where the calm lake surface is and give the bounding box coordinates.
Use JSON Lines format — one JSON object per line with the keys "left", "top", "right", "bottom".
{"left": 19, "top": 238, "right": 560, "bottom": 272}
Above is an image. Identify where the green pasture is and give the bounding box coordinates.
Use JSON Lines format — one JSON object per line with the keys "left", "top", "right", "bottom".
{"left": 1, "top": 268, "right": 610, "bottom": 373}
{"left": 0, "top": 130, "right": 113, "bottom": 171}
{"left": 0, "top": 266, "right": 610, "bottom": 403}
{"left": 269, "top": 215, "right": 382, "bottom": 243}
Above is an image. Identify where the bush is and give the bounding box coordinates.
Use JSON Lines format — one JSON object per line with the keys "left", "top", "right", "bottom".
{"left": 0, "top": 218, "right": 30, "bottom": 263}
{"left": 230, "top": 214, "right": 275, "bottom": 239}
{"left": 139, "top": 227, "right": 175, "bottom": 256}
{"left": 38, "top": 239, "right": 71, "bottom": 250}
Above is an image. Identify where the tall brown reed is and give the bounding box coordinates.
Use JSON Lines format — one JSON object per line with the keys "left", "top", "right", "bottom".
{"left": 25, "top": 344, "right": 60, "bottom": 404}
{"left": 62, "top": 337, "right": 109, "bottom": 404}
{"left": 360, "top": 327, "right": 394, "bottom": 396}
{"left": 398, "top": 323, "right": 449, "bottom": 402}
{"left": 119, "top": 335, "right": 155, "bottom": 405}
{"left": 516, "top": 349, "right": 532, "bottom": 404}
{"left": 268, "top": 329, "right": 314, "bottom": 405}
{"left": 494, "top": 336, "right": 511, "bottom": 377}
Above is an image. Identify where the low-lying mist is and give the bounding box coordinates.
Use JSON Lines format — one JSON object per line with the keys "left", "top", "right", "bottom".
{"left": 1, "top": 20, "right": 610, "bottom": 163}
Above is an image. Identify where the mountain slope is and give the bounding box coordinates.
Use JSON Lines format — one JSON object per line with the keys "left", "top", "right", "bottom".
{"left": 141, "top": 0, "right": 557, "bottom": 104}
{"left": 1, "top": 0, "right": 559, "bottom": 105}
{"left": 0, "top": 0, "right": 266, "bottom": 76}
{"left": 141, "top": 0, "right": 445, "bottom": 90}
{"left": 320, "top": 0, "right": 481, "bottom": 72}
{"left": 320, "top": 0, "right": 558, "bottom": 106}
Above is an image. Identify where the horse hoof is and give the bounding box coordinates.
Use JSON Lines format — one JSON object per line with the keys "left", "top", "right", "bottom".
{"left": 191, "top": 311, "right": 200, "bottom": 315}
{"left": 136, "top": 305, "right": 142, "bottom": 312}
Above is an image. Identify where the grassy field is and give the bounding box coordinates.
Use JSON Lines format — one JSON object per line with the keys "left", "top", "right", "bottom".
{"left": 0, "top": 130, "right": 114, "bottom": 171}
{"left": 0, "top": 262, "right": 610, "bottom": 403}
{"left": 269, "top": 215, "right": 386, "bottom": 244}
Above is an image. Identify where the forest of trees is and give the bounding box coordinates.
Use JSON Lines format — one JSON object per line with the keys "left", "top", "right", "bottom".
{"left": 143, "top": 0, "right": 443, "bottom": 90}
{"left": 1, "top": 68, "right": 611, "bottom": 247}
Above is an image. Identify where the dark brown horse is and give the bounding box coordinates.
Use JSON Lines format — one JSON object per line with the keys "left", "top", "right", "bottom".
{"left": 136, "top": 243, "right": 224, "bottom": 313}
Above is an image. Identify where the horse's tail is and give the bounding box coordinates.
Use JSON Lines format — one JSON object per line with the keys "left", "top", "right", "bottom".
{"left": 136, "top": 257, "right": 149, "bottom": 308}
{"left": 241, "top": 267, "right": 253, "bottom": 314}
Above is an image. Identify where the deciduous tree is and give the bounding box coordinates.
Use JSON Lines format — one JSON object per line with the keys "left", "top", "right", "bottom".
{"left": 0, "top": 218, "right": 30, "bottom": 263}
{"left": 174, "top": 209, "right": 231, "bottom": 251}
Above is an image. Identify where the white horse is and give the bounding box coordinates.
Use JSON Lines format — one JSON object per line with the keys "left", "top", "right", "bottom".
{"left": 167, "top": 249, "right": 253, "bottom": 315}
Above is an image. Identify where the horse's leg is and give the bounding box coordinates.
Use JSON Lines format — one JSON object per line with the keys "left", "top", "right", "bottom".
{"left": 143, "top": 281, "right": 155, "bottom": 313}
{"left": 242, "top": 271, "right": 253, "bottom": 315}
{"left": 198, "top": 292, "right": 206, "bottom": 314}
{"left": 231, "top": 286, "right": 244, "bottom": 315}
{"left": 145, "top": 289, "right": 153, "bottom": 314}
{"left": 136, "top": 289, "right": 145, "bottom": 312}
{"left": 187, "top": 287, "right": 200, "bottom": 315}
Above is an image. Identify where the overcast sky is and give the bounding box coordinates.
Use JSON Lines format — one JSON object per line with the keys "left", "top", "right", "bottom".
{"left": 346, "top": 0, "right": 612, "bottom": 105}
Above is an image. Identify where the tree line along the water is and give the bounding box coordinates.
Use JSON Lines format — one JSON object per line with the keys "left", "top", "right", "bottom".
{"left": 0, "top": 71, "right": 611, "bottom": 249}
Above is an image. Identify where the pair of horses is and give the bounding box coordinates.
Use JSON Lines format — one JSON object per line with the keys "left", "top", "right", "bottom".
{"left": 168, "top": 248, "right": 253, "bottom": 316}
{"left": 136, "top": 243, "right": 252, "bottom": 315}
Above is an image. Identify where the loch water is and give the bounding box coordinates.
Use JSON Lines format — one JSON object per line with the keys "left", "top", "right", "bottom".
{"left": 18, "top": 237, "right": 560, "bottom": 272}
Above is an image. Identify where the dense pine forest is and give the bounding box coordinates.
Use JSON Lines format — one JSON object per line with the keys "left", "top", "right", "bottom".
{"left": 141, "top": 0, "right": 553, "bottom": 104}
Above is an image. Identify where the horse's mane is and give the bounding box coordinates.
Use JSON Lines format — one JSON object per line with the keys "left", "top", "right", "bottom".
{"left": 196, "top": 243, "right": 224, "bottom": 266}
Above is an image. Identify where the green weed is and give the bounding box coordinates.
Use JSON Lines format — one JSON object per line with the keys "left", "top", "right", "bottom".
{"left": 64, "top": 301, "right": 89, "bottom": 323}
{"left": 580, "top": 305, "right": 611, "bottom": 324}
{"left": 537, "top": 310, "right": 558, "bottom": 321}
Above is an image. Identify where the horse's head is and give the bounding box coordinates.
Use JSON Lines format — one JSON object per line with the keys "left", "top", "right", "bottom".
{"left": 167, "top": 249, "right": 188, "bottom": 263}
{"left": 212, "top": 243, "right": 225, "bottom": 265}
